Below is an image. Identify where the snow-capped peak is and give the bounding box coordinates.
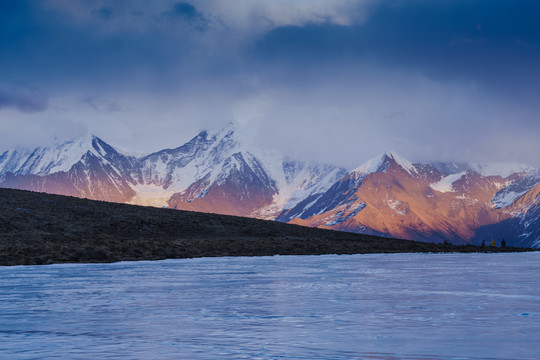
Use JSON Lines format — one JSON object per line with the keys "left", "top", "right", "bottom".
{"left": 0, "top": 132, "right": 114, "bottom": 176}
{"left": 206, "top": 121, "right": 243, "bottom": 143}
{"left": 383, "top": 150, "right": 417, "bottom": 174}
{"left": 352, "top": 150, "right": 417, "bottom": 176}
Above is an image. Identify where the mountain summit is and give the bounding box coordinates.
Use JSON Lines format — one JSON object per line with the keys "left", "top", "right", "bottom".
{"left": 352, "top": 150, "right": 418, "bottom": 177}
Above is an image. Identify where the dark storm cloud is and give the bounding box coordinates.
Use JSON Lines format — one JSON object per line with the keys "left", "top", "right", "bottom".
{"left": 3, "top": 0, "right": 539, "bottom": 95}
{"left": 0, "top": 0, "right": 212, "bottom": 92}
{"left": 252, "top": 0, "right": 540, "bottom": 99}
{"left": 0, "top": 85, "right": 48, "bottom": 113}
{"left": 0, "top": 0, "right": 539, "bottom": 166}
{"left": 242, "top": 0, "right": 540, "bottom": 167}
{"left": 91, "top": 7, "right": 113, "bottom": 20}
{"left": 167, "top": 2, "right": 201, "bottom": 21}
{"left": 158, "top": 2, "right": 210, "bottom": 31}
{"left": 84, "top": 96, "right": 122, "bottom": 113}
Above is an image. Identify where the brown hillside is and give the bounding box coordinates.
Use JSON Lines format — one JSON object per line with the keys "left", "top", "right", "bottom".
{"left": 0, "top": 188, "right": 530, "bottom": 266}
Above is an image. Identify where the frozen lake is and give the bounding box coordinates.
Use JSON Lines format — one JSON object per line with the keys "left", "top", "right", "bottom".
{"left": 1, "top": 252, "right": 539, "bottom": 360}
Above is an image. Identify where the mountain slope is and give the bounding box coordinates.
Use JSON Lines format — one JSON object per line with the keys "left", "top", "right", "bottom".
{"left": 286, "top": 152, "right": 538, "bottom": 246}
{"left": 0, "top": 125, "right": 538, "bottom": 247}
{"left": 0, "top": 123, "right": 346, "bottom": 218}
{"left": 130, "top": 123, "right": 346, "bottom": 217}
{"left": 0, "top": 134, "right": 136, "bottom": 202}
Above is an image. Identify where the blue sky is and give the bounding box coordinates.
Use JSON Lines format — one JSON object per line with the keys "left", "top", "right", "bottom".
{"left": 1, "top": 0, "right": 539, "bottom": 167}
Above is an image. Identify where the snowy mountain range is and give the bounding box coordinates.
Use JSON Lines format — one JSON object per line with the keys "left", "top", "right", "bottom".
{"left": 1, "top": 122, "right": 539, "bottom": 248}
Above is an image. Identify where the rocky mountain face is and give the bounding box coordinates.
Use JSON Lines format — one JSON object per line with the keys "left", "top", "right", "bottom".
{"left": 1, "top": 124, "right": 539, "bottom": 247}
{"left": 0, "top": 135, "right": 136, "bottom": 203}
{"left": 285, "top": 152, "right": 532, "bottom": 245}
{"left": 0, "top": 124, "right": 346, "bottom": 219}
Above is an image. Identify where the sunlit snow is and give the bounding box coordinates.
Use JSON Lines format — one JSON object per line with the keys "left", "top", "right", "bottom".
{"left": 128, "top": 184, "right": 177, "bottom": 207}
{"left": 430, "top": 171, "right": 467, "bottom": 193}
{"left": 0, "top": 133, "right": 102, "bottom": 176}
{"left": 492, "top": 190, "right": 528, "bottom": 209}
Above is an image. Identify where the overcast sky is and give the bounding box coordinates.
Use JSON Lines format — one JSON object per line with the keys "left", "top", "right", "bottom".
{"left": 1, "top": 0, "right": 539, "bottom": 168}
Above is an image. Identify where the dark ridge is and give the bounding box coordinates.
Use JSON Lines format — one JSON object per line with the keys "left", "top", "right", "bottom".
{"left": 0, "top": 188, "right": 533, "bottom": 266}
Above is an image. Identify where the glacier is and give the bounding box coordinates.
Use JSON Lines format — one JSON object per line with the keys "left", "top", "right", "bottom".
{"left": 1, "top": 252, "right": 539, "bottom": 360}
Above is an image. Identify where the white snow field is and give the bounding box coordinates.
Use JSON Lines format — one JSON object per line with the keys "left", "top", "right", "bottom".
{"left": 1, "top": 253, "right": 539, "bottom": 359}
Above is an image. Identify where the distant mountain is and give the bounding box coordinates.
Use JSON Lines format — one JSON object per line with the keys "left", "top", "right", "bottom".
{"left": 0, "top": 134, "right": 135, "bottom": 202}
{"left": 1, "top": 123, "right": 539, "bottom": 247}
{"left": 128, "top": 123, "right": 347, "bottom": 217}
{"left": 473, "top": 170, "right": 540, "bottom": 248}
{"left": 0, "top": 123, "right": 346, "bottom": 218}
{"left": 285, "top": 152, "right": 539, "bottom": 247}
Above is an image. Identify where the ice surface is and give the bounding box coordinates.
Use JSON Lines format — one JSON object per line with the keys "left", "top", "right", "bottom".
{"left": 1, "top": 253, "right": 539, "bottom": 360}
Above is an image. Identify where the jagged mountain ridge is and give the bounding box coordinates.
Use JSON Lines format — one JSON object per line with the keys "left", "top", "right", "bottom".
{"left": 287, "top": 152, "right": 539, "bottom": 246}
{"left": 0, "top": 124, "right": 539, "bottom": 247}
{"left": 0, "top": 123, "right": 347, "bottom": 218}
{"left": 128, "top": 124, "right": 347, "bottom": 216}
{"left": 0, "top": 134, "right": 136, "bottom": 202}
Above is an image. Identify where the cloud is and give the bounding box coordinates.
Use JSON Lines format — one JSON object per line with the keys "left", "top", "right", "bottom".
{"left": 84, "top": 96, "right": 122, "bottom": 113}
{"left": 91, "top": 7, "right": 113, "bottom": 20}
{"left": 0, "top": 112, "right": 86, "bottom": 151}
{"left": 196, "top": 0, "right": 376, "bottom": 31}
{"left": 1, "top": 0, "right": 539, "bottom": 168}
{"left": 0, "top": 84, "right": 48, "bottom": 113}
{"left": 158, "top": 2, "right": 210, "bottom": 31}
{"left": 42, "top": 0, "right": 375, "bottom": 31}
{"left": 168, "top": 2, "right": 201, "bottom": 21}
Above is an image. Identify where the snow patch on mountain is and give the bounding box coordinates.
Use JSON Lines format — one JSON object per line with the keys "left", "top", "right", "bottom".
{"left": 430, "top": 172, "right": 467, "bottom": 193}
{"left": 492, "top": 190, "right": 528, "bottom": 209}
{"left": 280, "top": 164, "right": 347, "bottom": 208}
{"left": 325, "top": 202, "right": 366, "bottom": 226}
{"left": 128, "top": 184, "right": 177, "bottom": 207}
{"left": 387, "top": 199, "right": 407, "bottom": 215}
{"left": 246, "top": 159, "right": 347, "bottom": 219}
{"left": 491, "top": 169, "right": 540, "bottom": 209}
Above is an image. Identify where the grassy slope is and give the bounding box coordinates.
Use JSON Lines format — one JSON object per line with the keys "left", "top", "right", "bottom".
{"left": 0, "top": 188, "right": 532, "bottom": 265}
